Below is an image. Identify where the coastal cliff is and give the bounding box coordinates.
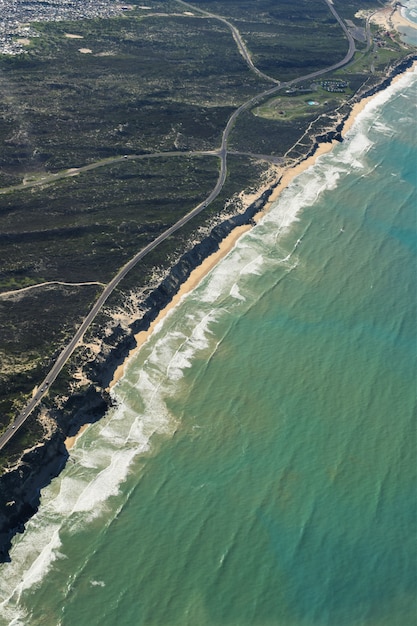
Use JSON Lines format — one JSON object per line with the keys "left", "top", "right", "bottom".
{"left": 0, "top": 386, "right": 110, "bottom": 561}
{"left": 0, "top": 187, "right": 272, "bottom": 561}
{"left": 0, "top": 431, "right": 67, "bottom": 561}
{"left": 0, "top": 53, "right": 415, "bottom": 562}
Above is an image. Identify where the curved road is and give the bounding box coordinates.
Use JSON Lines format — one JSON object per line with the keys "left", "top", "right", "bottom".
{"left": 177, "top": 0, "right": 281, "bottom": 85}
{"left": 0, "top": 0, "right": 356, "bottom": 451}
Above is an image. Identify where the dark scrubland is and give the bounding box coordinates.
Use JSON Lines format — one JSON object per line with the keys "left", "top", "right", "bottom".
{"left": 0, "top": 0, "right": 412, "bottom": 461}
{"left": 0, "top": 157, "right": 221, "bottom": 287}
{"left": 0, "top": 16, "right": 264, "bottom": 180}
{"left": 331, "top": 0, "right": 378, "bottom": 21}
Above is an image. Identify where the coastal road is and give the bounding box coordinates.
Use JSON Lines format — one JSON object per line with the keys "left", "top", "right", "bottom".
{"left": 0, "top": 0, "right": 357, "bottom": 451}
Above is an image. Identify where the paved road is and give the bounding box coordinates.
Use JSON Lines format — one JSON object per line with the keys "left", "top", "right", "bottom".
{"left": 0, "top": 1, "right": 356, "bottom": 451}
{"left": 177, "top": 0, "right": 280, "bottom": 85}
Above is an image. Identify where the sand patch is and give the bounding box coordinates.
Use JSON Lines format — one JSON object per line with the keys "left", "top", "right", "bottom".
{"left": 79, "top": 48, "right": 92, "bottom": 54}
{"left": 392, "top": 7, "right": 417, "bottom": 30}
{"left": 65, "top": 424, "right": 89, "bottom": 450}
{"left": 65, "top": 33, "right": 84, "bottom": 39}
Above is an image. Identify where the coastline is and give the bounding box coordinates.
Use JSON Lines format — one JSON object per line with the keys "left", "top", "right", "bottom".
{"left": 108, "top": 138, "right": 343, "bottom": 392}
{"left": 371, "top": 3, "right": 417, "bottom": 31}
{"left": 1, "top": 48, "right": 416, "bottom": 563}
{"left": 106, "top": 60, "right": 417, "bottom": 394}
{"left": 57, "top": 56, "right": 417, "bottom": 455}
{"left": 110, "top": 223, "right": 252, "bottom": 387}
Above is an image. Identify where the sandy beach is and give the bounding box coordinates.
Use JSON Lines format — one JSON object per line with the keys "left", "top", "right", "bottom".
{"left": 107, "top": 133, "right": 369, "bottom": 389}
{"left": 65, "top": 424, "right": 89, "bottom": 450}
{"left": 105, "top": 59, "right": 416, "bottom": 394}
{"left": 370, "top": 3, "right": 417, "bottom": 31}
{"left": 110, "top": 223, "right": 252, "bottom": 387}
{"left": 393, "top": 9, "right": 417, "bottom": 30}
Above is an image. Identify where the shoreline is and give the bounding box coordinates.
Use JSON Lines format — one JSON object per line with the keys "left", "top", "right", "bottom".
{"left": 108, "top": 139, "right": 343, "bottom": 391}
{"left": 371, "top": 3, "right": 417, "bottom": 31}
{"left": 106, "top": 61, "right": 416, "bottom": 394}
{"left": 64, "top": 138, "right": 345, "bottom": 447}
{"left": 63, "top": 57, "right": 417, "bottom": 452}
{"left": 1, "top": 46, "right": 416, "bottom": 567}
{"left": 64, "top": 424, "right": 89, "bottom": 451}
{"left": 110, "top": 223, "right": 252, "bottom": 387}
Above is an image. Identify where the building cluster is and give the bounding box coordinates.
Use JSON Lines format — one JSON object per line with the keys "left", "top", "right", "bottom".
{"left": 318, "top": 80, "right": 349, "bottom": 93}
{"left": 0, "top": 0, "right": 125, "bottom": 55}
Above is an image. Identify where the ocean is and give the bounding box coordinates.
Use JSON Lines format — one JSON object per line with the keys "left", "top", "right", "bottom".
{"left": 403, "top": 0, "right": 417, "bottom": 45}
{"left": 0, "top": 64, "right": 416, "bottom": 626}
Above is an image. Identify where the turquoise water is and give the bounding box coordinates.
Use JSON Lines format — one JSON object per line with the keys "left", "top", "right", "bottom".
{"left": 0, "top": 68, "right": 416, "bottom": 626}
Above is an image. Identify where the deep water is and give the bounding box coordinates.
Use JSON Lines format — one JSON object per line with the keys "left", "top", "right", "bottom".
{"left": 0, "top": 68, "right": 416, "bottom": 626}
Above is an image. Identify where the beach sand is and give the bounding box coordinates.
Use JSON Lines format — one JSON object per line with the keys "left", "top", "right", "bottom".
{"left": 68, "top": 48, "right": 417, "bottom": 446}
{"left": 110, "top": 224, "right": 252, "bottom": 387}
{"left": 65, "top": 424, "right": 89, "bottom": 451}
{"left": 107, "top": 62, "right": 416, "bottom": 391}
{"left": 108, "top": 138, "right": 363, "bottom": 389}
{"left": 371, "top": 3, "right": 417, "bottom": 31}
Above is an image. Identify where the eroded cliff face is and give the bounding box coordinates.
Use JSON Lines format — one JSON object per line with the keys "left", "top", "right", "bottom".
{"left": 0, "top": 385, "right": 113, "bottom": 561}
{"left": 0, "top": 188, "right": 273, "bottom": 561}
{"left": 2, "top": 53, "right": 415, "bottom": 561}
{"left": 0, "top": 431, "right": 67, "bottom": 561}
